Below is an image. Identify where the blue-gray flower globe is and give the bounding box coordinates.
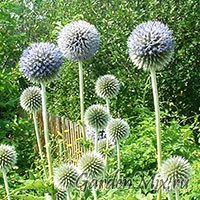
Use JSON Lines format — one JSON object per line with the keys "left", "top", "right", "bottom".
{"left": 20, "top": 86, "right": 42, "bottom": 112}
{"left": 58, "top": 20, "right": 100, "bottom": 61}
{"left": 20, "top": 42, "right": 63, "bottom": 83}
{"left": 127, "top": 21, "right": 174, "bottom": 71}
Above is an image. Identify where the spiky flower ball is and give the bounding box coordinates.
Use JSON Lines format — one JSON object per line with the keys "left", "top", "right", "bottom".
{"left": 97, "top": 139, "right": 115, "bottom": 157}
{"left": 56, "top": 190, "right": 67, "bottom": 200}
{"left": 0, "top": 144, "right": 17, "bottom": 172}
{"left": 127, "top": 21, "right": 174, "bottom": 71}
{"left": 58, "top": 20, "right": 100, "bottom": 61}
{"left": 20, "top": 86, "right": 42, "bottom": 112}
{"left": 20, "top": 42, "right": 63, "bottom": 83}
{"left": 54, "top": 164, "right": 79, "bottom": 191}
{"left": 95, "top": 75, "right": 120, "bottom": 99}
{"left": 77, "top": 152, "right": 105, "bottom": 178}
{"left": 85, "top": 105, "right": 110, "bottom": 130}
{"left": 106, "top": 118, "right": 130, "bottom": 142}
{"left": 160, "top": 156, "right": 192, "bottom": 190}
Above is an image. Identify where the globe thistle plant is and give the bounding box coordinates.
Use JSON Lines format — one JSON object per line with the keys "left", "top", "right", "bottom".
{"left": 127, "top": 21, "right": 174, "bottom": 71}
{"left": 85, "top": 105, "right": 110, "bottom": 151}
{"left": 20, "top": 42, "right": 63, "bottom": 84}
{"left": 77, "top": 151, "right": 105, "bottom": 179}
{"left": 58, "top": 20, "right": 100, "bottom": 61}
{"left": 20, "top": 42, "right": 63, "bottom": 180}
{"left": 128, "top": 21, "right": 174, "bottom": 200}
{"left": 20, "top": 86, "right": 42, "bottom": 112}
{"left": 0, "top": 145, "right": 17, "bottom": 172}
{"left": 106, "top": 118, "right": 130, "bottom": 142}
{"left": 78, "top": 152, "right": 105, "bottom": 200}
{"left": 56, "top": 190, "right": 67, "bottom": 200}
{"left": 161, "top": 156, "right": 191, "bottom": 200}
{"left": 54, "top": 164, "right": 79, "bottom": 191}
{"left": 20, "top": 87, "right": 47, "bottom": 178}
{"left": 95, "top": 75, "right": 120, "bottom": 100}
{"left": 58, "top": 20, "right": 100, "bottom": 143}
{"left": 0, "top": 144, "right": 17, "bottom": 200}
{"left": 106, "top": 118, "right": 130, "bottom": 181}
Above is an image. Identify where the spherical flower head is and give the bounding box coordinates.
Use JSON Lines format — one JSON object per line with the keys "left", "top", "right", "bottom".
{"left": 58, "top": 20, "right": 100, "bottom": 61}
{"left": 0, "top": 144, "right": 17, "bottom": 172}
{"left": 85, "top": 104, "right": 110, "bottom": 130}
{"left": 20, "top": 86, "right": 42, "bottom": 112}
{"left": 127, "top": 21, "right": 174, "bottom": 71}
{"left": 97, "top": 139, "right": 115, "bottom": 157}
{"left": 106, "top": 118, "right": 130, "bottom": 142}
{"left": 160, "top": 155, "right": 192, "bottom": 190}
{"left": 20, "top": 42, "right": 63, "bottom": 83}
{"left": 95, "top": 74, "right": 120, "bottom": 99}
{"left": 77, "top": 151, "right": 105, "bottom": 179}
{"left": 54, "top": 164, "right": 79, "bottom": 191}
{"left": 56, "top": 190, "right": 67, "bottom": 200}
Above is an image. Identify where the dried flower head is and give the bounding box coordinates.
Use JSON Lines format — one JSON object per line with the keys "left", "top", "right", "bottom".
{"left": 58, "top": 20, "right": 100, "bottom": 61}
{"left": 20, "top": 86, "right": 42, "bottom": 112}
{"left": 20, "top": 42, "right": 63, "bottom": 83}
{"left": 95, "top": 75, "right": 120, "bottom": 99}
{"left": 106, "top": 118, "right": 130, "bottom": 142}
{"left": 54, "top": 164, "right": 79, "bottom": 191}
{"left": 160, "top": 156, "right": 192, "bottom": 190}
{"left": 77, "top": 151, "right": 105, "bottom": 178}
{"left": 85, "top": 105, "right": 110, "bottom": 130}
{"left": 127, "top": 21, "right": 174, "bottom": 71}
{"left": 0, "top": 144, "right": 17, "bottom": 172}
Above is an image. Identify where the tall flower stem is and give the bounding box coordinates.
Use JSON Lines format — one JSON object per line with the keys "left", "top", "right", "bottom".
{"left": 78, "top": 61, "right": 86, "bottom": 142}
{"left": 150, "top": 68, "right": 162, "bottom": 200}
{"left": 168, "top": 191, "right": 173, "bottom": 200}
{"left": 92, "top": 186, "right": 97, "bottom": 200}
{"left": 41, "top": 82, "right": 53, "bottom": 180}
{"left": 3, "top": 171, "right": 10, "bottom": 200}
{"left": 32, "top": 111, "right": 47, "bottom": 178}
{"left": 116, "top": 140, "right": 120, "bottom": 181}
{"left": 175, "top": 189, "right": 179, "bottom": 200}
{"left": 94, "top": 129, "right": 98, "bottom": 152}
{"left": 105, "top": 98, "right": 110, "bottom": 166}
{"left": 66, "top": 190, "right": 71, "bottom": 200}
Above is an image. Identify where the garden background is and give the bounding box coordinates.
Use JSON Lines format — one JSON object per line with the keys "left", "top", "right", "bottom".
{"left": 0, "top": 0, "right": 199, "bottom": 199}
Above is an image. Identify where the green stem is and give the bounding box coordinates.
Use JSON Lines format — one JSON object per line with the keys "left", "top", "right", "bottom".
{"left": 105, "top": 98, "right": 110, "bottom": 166}
{"left": 78, "top": 61, "right": 86, "bottom": 141}
{"left": 41, "top": 82, "right": 53, "bottom": 180}
{"left": 175, "top": 189, "right": 179, "bottom": 200}
{"left": 94, "top": 128, "right": 98, "bottom": 152}
{"left": 168, "top": 191, "right": 173, "bottom": 200}
{"left": 150, "top": 68, "right": 162, "bottom": 200}
{"left": 66, "top": 190, "right": 71, "bottom": 200}
{"left": 116, "top": 140, "right": 120, "bottom": 181}
{"left": 92, "top": 186, "right": 97, "bottom": 200}
{"left": 3, "top": 171, "right": 11, "bottom": 200}
{"left": 32, "top": 111, "right": 47, "bottom": 178}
